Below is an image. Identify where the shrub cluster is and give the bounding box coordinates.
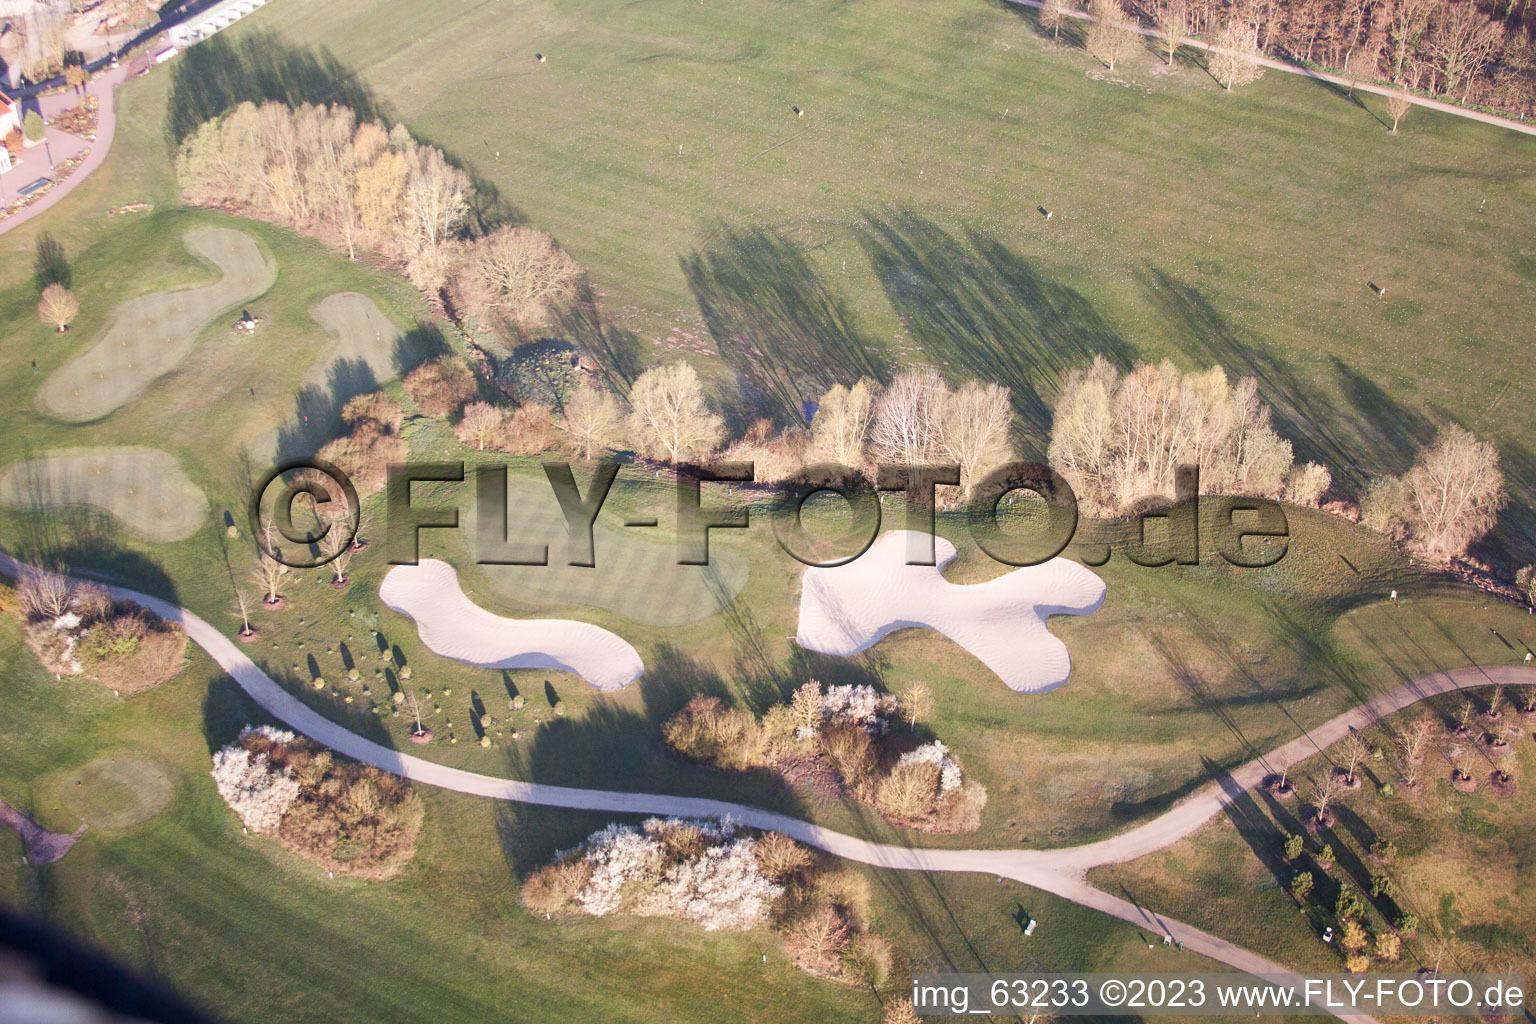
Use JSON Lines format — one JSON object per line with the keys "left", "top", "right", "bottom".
{"left": 316, "top": 390, "right": 407, "bottom": 496}
{"left": 522, "top": 818, "right": 893, "bottom": 986}
{"left": 12, "top": 568, "right": 186, "bottom": 693}
{"left": 403, "top": 358, "right": 478, "bottom": 417}
{"left": 211, "top": 725, "right": 423, "bottom": 879}
{"left": 522, "top": 817, "right": 780, "bottom": 931}
{"left": 662, "top": 681, "right": 986, "bottom": 834}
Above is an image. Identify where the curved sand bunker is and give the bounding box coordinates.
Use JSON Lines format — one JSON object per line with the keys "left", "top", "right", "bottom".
{"left": 380, "top": 559, "right": 645, "bottom": 691}
{"left": 38, "top": 227, "right": 276, "bottom": 422}
{"left": 0, "top": 447, "right": 208, "bottom": 542}
{"left": 796, "top": 530, "right": 1105, "bottom": 692}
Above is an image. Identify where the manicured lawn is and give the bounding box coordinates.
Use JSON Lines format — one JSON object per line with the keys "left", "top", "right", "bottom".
{"left": 230, "top": 0, "right": 1536, "bottom": 557}
{"left": 0, "top": 0, "right": 1533, "bottom": 1019}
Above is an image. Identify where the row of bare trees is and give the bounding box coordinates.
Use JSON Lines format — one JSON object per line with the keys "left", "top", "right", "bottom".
{"left": 1047, "top": 357, "right": 1328, "bottom": 514}
{"left": 176, "top": 102, "right": 584, "bottom": 328}
{"left": 1109, "top": 0, "right": 1536, "bottom": 114}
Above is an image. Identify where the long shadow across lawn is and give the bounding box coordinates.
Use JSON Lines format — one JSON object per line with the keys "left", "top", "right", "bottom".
{"left": 682, "top": 225, "right": 887, "bottom": 428}
{"left": 165, "top": 30, "right": 379, "bottom": 144}
{"left": 857, "top": 211, "right": 1134, "bottom": 452}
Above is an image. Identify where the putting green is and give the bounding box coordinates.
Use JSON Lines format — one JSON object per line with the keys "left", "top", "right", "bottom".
{"left": 309, "top": 292, "right": 403, "bottom": 389}
{"left": 55, "top": 754, "right": 176, "bottom": 831}
{"left": 0, "top": 447, "right": 209, "bottom": 542}
{"left": 246, "top": 292, "right": 407, "bottom": 464}
{"left": 37, "top": 227, "right": 276, "bottom": 423}
{"left": 468, "top": 475, "right": 749, "bottom": 626}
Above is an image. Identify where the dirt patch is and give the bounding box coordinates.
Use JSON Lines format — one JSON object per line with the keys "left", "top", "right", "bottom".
{"left": 56, "top": 754, "right": 176, "bottom": 831}
{"left": 0, "top": 796, "right": 86, "bottom": 862}
{"left": 0, "top": 447, "right": 208, "bottom": 542}
{"left": 37, "top": 227, "right": 275, "bottom": 422}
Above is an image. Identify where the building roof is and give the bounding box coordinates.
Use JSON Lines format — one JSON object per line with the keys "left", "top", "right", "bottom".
{"left": 0, "top": 90, "right": 13, "bottom": 109}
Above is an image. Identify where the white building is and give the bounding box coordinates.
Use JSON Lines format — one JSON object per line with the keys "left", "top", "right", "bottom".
{"left": 168, "top": 0, "right": 272, "bottom": 46}
{"left": 0, "top": 90, "right": 19, "bottom": 137}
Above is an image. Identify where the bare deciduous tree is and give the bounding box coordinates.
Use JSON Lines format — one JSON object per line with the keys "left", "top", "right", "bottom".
{"left": 1426, "top": 0, "right": 1504, "bottom": 102}
{"left": 404, "top": 145, "right": 471, "bottom": 255}
{"left": 626, "top": 361, "right": 724, "bottom": 464}
{"left": 1087, "top": 0, "right": 1143, "bottom": 71}
{"left": 899, "top": 682, "right": 935, "bottom": 729}
{"left": 1156, "top": 0, "right": 1187, "bottom": 64}
{"left": 38, "top": 283, "right": 78, "bottom": 333}
{"left": 253, "top": 517, "right": 288, "bottom": 605}
{"left": 1039, "top": 0, "right": 1071, "bottom": 39}
{"left": 1398, "top": 714, "right": 1434, "bottom": 766}
{"left": 1338, "top": 732, "right": 1370, "bottom": 785}
{"left": 234, "top": 587, "right": 254, "bottom": 637}
{"left": 1400, "top": 425, "right": 1505, "bottom": 560}
{"left": 936, "top": 380, "right": 1014, "bottom": 496}
{"left": 1209, "top": 19, "right": 1268, "bottom": 90}
{"left": 17, "top": 563, "right": 72, "bottom": 620}
{"left": 807, "top": 378, "right": 877, "bottom": 469}
{"left": 1285, "top": 462, "right": 1332, "bottom": 506}
{"left": 1049, "top": 357, "right": 1298, "bottom": 513}
{"left": 454, "top": 401, "right": 505, "bottom": 451}
{"left": 1311, "top": 770, "right": 1347, "bottom": 824}
{"left": 454, "top": 226, "right": 583, "bottom": 326}
{"left": 559, "top": 384, "right": 624, "bottom": 460}
{"left": 870, "top": 368, "right": 944, "bottom": 467}
{"left": 1386, "top": 91, "right": 1413, "bottom": 131}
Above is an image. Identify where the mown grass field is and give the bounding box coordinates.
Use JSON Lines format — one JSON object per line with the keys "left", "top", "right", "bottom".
{"left": 0, "top": 0, "right": 1533, "bottom": 1020}
{"left": 235, "top": 0, "right": 1536, "bottom": 556}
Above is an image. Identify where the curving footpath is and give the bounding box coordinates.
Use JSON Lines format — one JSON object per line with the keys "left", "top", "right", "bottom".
{"left": 12, "top": 555, "right": 1531, "bottom": 1023}
{"left": 0, "top": 63, "right": 131, "bottom": 237}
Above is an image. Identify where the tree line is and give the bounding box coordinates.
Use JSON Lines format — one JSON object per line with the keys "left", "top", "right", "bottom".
{"left": 176, "top": 102, "right": 583, "bottom": 327}
{"left": 394, "top": 350, "right": 1507, "bottom": 567}
{"left": 1056, "top": 0, "right": 1536, "bottom": 115}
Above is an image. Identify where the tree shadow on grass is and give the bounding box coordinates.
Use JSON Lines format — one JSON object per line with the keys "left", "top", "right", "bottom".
{"left": 682, "top": 225, "right": 886, "bottom": 428}
{"left": 1136, "top": 265, "right": 1357, "bottom": 477}
{"left": 857, "top": 211, "right": 1134, "bottom": 453}
{"left": 1328, "top": 356, "right": 1437, "bottom": 486}
{"left": 274, "top": 356, "right": 378, "bottom": 462}
{"left": 555, "top": 281, "right": 645, "bottom": 396}
{"left": 990, "top": 0, "right": 1091, "bottom": 50}
{"left": 33, "top": 232, "right": 69, "bottom": 291}
{"left": 165, "top": 30, "right": 379, "bottom": 145}
{"left": 1211, "top": 758, "right": 1292, "bottom": 891}
{"left": 3, "top": 501, "right": 180, "bottom": 605}
{"left": 1473, "top": 439, "right": 1536, "bottom": 571}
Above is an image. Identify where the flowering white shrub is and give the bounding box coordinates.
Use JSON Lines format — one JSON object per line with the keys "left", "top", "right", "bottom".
{"left": 577, "top": 823, "right": 663, "bottom": 916}
{"left": 639, "top": 838, "right": 782, "bottom": 931}
{"left": 820, "top": 684, "right": 895, "bottom": 734}
{"left": 238, "top": 724, "right": 296, "bottom": 744}
{"left": 898, "top": 741, "right": 963, "bottom": 792}
{"left": 564, "top": 817, "right": 780, "bottom": 930}
{"left": 210, "top": 745, "right": 300, "bottom": 833}
{"left": 52, "top": 612, "right": 82, "bottom": 631}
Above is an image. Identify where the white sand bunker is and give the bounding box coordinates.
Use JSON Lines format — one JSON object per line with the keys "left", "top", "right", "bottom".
{"left": 796, "top": 530, "right": 1105, "bottom": 693}
{"left": 380, "top": 559, "right": 644, "bottom": 691}
{"left": 38, "top": 227, "right": 275, "bottom": 422}
{"left": 0, "top": 447, "right": 208, "bottom": 542}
